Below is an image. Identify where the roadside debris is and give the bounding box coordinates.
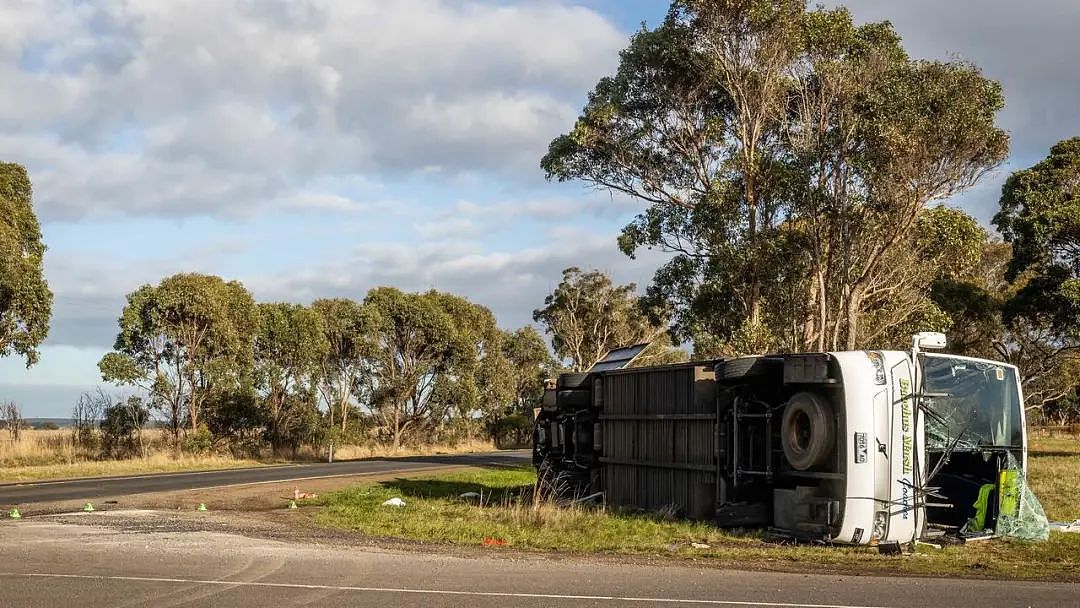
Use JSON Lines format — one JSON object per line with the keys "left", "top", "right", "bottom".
{"left": 458, "top": 492, "right": 481, "bottom": 500}
{"left": 293, "top": 488, "right": 318, "bottom": 500}
{"left": 690, "top": 542, "right": 710, "bottom": 549}
{"left": 1049, "top": 520, "right": 1080, "bottom": 533}
{"left": 482, "top": 537, "right": 507, "bottom": 547}
{"left": 381, "top": 497, "right": 406, "bottom": 507}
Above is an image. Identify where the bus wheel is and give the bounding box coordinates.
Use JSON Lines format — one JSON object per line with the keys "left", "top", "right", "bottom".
{"left": 781, "top": 392, "right": 835, "bottom": 470}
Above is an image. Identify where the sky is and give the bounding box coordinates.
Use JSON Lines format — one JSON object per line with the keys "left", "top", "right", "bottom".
{"left": 1, "top": 0, "right": 1078, "bottom": 417}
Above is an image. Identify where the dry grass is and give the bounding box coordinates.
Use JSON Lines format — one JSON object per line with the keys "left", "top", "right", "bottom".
{"left": 0, "top": 429, "right": 498, "bottom": 482}
{"left": 329, "top": 439, "right": 496, "bottom": 461}
{"left": 1025, "top": 431, "right": 1080, "bottom": 522}
{"left": 0, "top": 453, "right": 268, "bottom": 483}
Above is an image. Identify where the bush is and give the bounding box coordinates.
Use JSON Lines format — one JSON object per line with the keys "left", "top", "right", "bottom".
{"left": 205, "top": 390, "right": 265, "bottom": 457}
{"left": 99, "top": 397, "right": 149, "bottom": 459}
{"left": 489, "top": 413, "right": 534, "bottom": 448}
{"left": 183, "top": 424, "right": 214, "bottom": 455}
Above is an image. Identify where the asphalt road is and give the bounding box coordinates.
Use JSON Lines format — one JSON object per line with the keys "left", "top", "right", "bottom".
{"left": 0, "top": 518, "right": 1076, "bottom": 608}
{"left": 0, "top": 450, "right": 530, "bottom": 505}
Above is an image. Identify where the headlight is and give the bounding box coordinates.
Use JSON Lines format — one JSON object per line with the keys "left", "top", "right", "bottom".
{"left": 873, "top": 510, "right": 888, "bottom": 541}
{"left": 867, "top": 351, "right": 887, "bottom": 385}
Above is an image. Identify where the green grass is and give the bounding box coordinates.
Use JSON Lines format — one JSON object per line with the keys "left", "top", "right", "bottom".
{"left": 313, "top": 436, "right": 1080, "bottom": 580}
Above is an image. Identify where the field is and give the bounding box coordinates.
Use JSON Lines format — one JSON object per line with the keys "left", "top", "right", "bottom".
{"left": 0, "top": 428, "right": 494, "bottom": 482}
{"left": 314, "top": 432, "right": 1080, "bottom": 580}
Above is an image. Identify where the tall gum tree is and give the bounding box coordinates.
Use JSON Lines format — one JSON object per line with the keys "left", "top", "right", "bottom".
{"left": 0, "top": 163, "right": 52, "bottom": 367}
{"left": 99, "top": 273, "right": 257, "bottom": 438}
{"left": 542, "top": 1, "right": 1006, "bottom": 354}
{"left": 991, "top": 137, "right": 1080, "bottom": 409}
{"left": 311, "top": 297, "right": 375, "bottom": 433}
{"left": 253, "top": 303, "right": 328, "bottom": 452}
{"left": 533, "top": 267, "right": 660, "bottom": 371}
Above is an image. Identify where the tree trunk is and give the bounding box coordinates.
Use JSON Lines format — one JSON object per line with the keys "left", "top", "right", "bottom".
{"left": 845, "top": 290, "right": 862, "bottom": 351}
{"left": 392, "top": 403, "right": 401, "bottom": 450}
{"left": 745, "top": 175, "right": 761, "bottom": 327}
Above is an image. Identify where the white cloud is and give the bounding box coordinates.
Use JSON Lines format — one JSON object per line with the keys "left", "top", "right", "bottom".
{"left": 0, "top": 0, "right": 626, "bottom": 220}
{"left": 245, "top": 229, "right": 671, "bottom": 328}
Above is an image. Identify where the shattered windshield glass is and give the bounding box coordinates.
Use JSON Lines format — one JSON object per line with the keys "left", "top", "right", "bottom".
{"left": 921, "top": 355, "right": 1024, "bottom": 450}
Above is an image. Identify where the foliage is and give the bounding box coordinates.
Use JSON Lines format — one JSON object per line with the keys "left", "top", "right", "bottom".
{"left": 362, "top": 287, "right": 520, "bottom": 447}
{"left": 311, "top": 298, "right": 376, "bottom": 433}
{"left": 253, "top": 302, "right": 328, "bottom": 452}
{"left": 543, "top": 1, "right": 1007, "bottom": 354}
{"left": 533, "top": 267, "right": 659, "bottom": 371}
{"left": 203, "top": 389, "right": 265, "bottom": 456}
{"left": 979, "top": 138, "right": 1080, "bottom": 415}
{"left": 994, "top": 137, "right": 1080, "bottom": 332}
{"left": 0, "top": 163, "right": 52, "bottom": 367}
{"left": 98, "top": 273, "right": 258, "bottom": 438}
{"left": 183, "top": 423, "right": 214, "bottom": 455}
{"left": 501, "top": 326, "right": 556, "bottom": 412}
{"left": 99, "top": 397, "right": 149, "bottom": 459}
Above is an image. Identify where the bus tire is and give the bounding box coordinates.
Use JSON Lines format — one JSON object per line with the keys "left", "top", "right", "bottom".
{"left": 781, "top": 392, "right": 835, "bottom": 471}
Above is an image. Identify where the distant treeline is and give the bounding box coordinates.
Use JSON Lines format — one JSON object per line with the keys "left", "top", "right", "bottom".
{"left": 91, "top": 276, "right": 556, "bottom": 455}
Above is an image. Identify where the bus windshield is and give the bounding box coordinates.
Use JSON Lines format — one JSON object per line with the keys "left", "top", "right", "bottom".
{"left": 921, "top": 355, "right": 1024, "bottom": 449}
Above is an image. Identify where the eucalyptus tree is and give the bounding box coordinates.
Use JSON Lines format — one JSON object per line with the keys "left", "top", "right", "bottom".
{"left": 991, "top": 138, "right": 1080, "bottom": 410}
{"left": 0, "top": 163, "right": 52, "bottom": 367}
{"left": 533, "top": 267, "right": 659, "bottom": 371}
{"left": 311, "top": 297, "right": 375, "bottom": 433}
{"left": 995, "top": 137, "right": 1080, "bottom": 332}
{"left": 543, "top": 0, "right": 1007, "bottom": 354}
{"left": 501, "top": 326, "right": 556, "bottom": 414}
{"left": 434, "top": 292, "right": 519, "bottom": 440}
{"left": 253, "top": 302, "right": 329, "bottom": 452}
{"left": 98, "top": 273, "right": 257, "bottom": 438}
{"left": 363, "top": 287, "right": 460, "bottom": 448}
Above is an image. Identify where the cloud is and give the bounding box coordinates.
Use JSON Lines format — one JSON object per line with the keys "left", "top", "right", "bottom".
{"left": 37, "top": 227, "right": 669, "bottom": 352}
{"left": 246, "top": 229, "right": 669, "bottom": 329}
{"left": 423, "top": 193, "right": 647, "bottom": 240}
{"left": 0, "top": 0, "right": 625, "bottom": 221}
{"left": 832, "top": 0, "right": 1080, "bottom": 221}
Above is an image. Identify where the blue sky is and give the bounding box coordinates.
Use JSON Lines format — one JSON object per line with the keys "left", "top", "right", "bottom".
{"left": 2, "top": 0, "right": 1078, "bottom": 417}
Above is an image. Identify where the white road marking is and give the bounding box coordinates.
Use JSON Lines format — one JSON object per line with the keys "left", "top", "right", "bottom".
{"left": 0, "top": 572, "right": 889, "bottom": 608}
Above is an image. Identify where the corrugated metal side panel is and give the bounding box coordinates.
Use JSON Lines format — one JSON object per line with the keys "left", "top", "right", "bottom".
{"left": 599, "top": 365, "right": 717, "bottom": 519}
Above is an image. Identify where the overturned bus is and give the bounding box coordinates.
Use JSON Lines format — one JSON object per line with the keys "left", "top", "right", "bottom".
{"left": 533, "top": 333, "right": 1046, "bottom": 545}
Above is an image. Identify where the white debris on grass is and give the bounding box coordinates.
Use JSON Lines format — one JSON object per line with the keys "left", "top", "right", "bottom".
{"left": 381, "top": 497, "right": 406, "bottom": 507}
{"left": 1049, "top": 520, "right": 1080, "bottom": 533}
{"left": 459, "top": 492, "right": 481, "bottom": 500}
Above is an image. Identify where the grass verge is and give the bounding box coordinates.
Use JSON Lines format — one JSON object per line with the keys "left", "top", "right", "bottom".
{"left": 314, "top": 436, "right": 1080, "bottom": 581}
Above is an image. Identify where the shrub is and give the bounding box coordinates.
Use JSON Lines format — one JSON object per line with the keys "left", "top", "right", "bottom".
{"left": 183, "top": 424, "right": 214, "bottom": 455}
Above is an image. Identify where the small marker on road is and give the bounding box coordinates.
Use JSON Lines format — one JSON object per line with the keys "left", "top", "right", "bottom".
{"left": 8, "top": 507, "right": 20, "bottom": 519}
{"left": 82, "top": 503, "right": 95, "bottom": 513}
